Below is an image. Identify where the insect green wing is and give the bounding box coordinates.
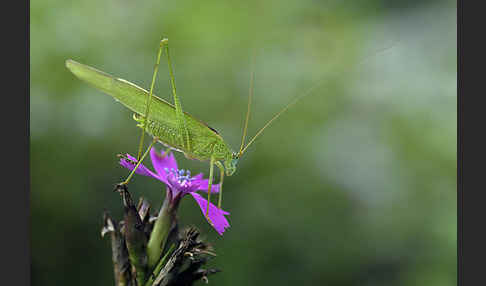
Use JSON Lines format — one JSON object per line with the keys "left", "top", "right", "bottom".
{"left": 65, "top": 59, "right": 232, "bottom": 161}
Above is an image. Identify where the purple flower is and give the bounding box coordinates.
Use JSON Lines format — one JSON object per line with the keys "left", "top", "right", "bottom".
{"left": 119, "top": 148, "right": 230, "bottom": 235}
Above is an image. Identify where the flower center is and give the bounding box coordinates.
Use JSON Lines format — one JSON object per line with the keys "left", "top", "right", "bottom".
{"left": 164, "top": 168, "right": 195, "bottom": 188}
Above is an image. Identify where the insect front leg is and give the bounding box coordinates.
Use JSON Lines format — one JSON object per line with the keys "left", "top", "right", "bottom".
{"left": 215, "top": 161, "right": 225, "bottom": 209}
{"left": 205, "top": 155, "right": 216, "bottom": 224}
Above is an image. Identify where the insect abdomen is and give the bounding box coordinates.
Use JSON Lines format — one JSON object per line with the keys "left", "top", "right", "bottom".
{"left": 135, "top": 115, "right": 183, "bottom": 150}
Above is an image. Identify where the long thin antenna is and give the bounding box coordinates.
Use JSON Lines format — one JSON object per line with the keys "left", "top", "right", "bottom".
{"left": 240, "top": 83, "right": 319, "bottom": 155}
{"left": 240, "top": 42, "right": 398, "bottom": 156}
{"left": 238, "top": 51, "right": 257, "bottom": 155}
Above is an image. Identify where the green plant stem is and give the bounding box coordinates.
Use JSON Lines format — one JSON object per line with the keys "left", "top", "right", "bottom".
{"left": 147, "top": 189, "right": 176, "bottom": 270}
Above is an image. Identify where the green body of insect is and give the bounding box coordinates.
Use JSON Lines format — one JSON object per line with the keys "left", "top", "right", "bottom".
{"left": 66, "top": 38, "right": 321, "bottom": 227}
{"left": 66, "top": 37, "right": 391, "bottom": 240}
{"left": 65, "top": 58, "right": 239, "bottom": 176}
{"left": 66, "top": 38, "right": 254, "bottom": 230}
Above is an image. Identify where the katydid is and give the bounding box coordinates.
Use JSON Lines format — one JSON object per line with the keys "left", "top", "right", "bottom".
{"left": 66, "top": 39, "right": 260, "bottom": 224}
{"left": 65, "top": 38, "right": 388, "bottom": 225}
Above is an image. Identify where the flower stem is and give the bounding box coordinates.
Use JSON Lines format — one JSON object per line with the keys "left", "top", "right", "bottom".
{"left": 147, "top": 188, "right": 176, "bottom": 270}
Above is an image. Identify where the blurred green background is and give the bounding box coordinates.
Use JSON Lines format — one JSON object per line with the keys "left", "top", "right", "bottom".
{"left": 30, "top": 0, "right": 456, "bottom": 285}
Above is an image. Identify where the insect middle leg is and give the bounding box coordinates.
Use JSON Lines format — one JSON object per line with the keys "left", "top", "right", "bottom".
{"left": 120, "top": 137, "right": 158, "bottom": 186}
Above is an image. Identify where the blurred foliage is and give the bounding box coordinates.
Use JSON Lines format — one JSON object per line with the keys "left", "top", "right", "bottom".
{"left": 30, "top": 0, "right": 456, "bottom": 285}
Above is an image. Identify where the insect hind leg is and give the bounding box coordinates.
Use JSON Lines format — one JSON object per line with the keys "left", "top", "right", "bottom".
{"left": 136, "top": 39, "right": 165, "bottom": 161}
{"left": 160, "top": 38, "right": 191, "bottom": 153}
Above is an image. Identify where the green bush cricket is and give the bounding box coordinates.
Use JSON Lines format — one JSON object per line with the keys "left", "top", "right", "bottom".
{"left": 66, "top": 39, "right": 262, "bottom": 225}
{"left": 65, "top": 38, "right": 391, "bottom": 225}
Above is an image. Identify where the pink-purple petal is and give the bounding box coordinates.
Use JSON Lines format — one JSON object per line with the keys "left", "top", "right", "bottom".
{"left": 119, "top": 149, "right": 232, "bottom": 236}
{"left": 194, "top": 178, "right": 220, "bottom": 193}
{"left": 119, "top": 154, "right": 159, "bottom": 179}
{"left": 150, "top": 148, "right": 178, "bottom": 178}
{"left": 189, "top": 192, "right": 230, "bottom": 235}
{"left": 192, "top": 173, "right": 204, "bottom": 181}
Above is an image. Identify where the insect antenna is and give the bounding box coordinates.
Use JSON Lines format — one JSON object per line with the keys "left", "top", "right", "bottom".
{"left": 238, "top": 50, "right": 257, "bottom": 156}
{"left": 239, "top": 42, "right": 398, "bottom": 156}
{"left": 239, "top": 82, "right": 319, "bottom": 156}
